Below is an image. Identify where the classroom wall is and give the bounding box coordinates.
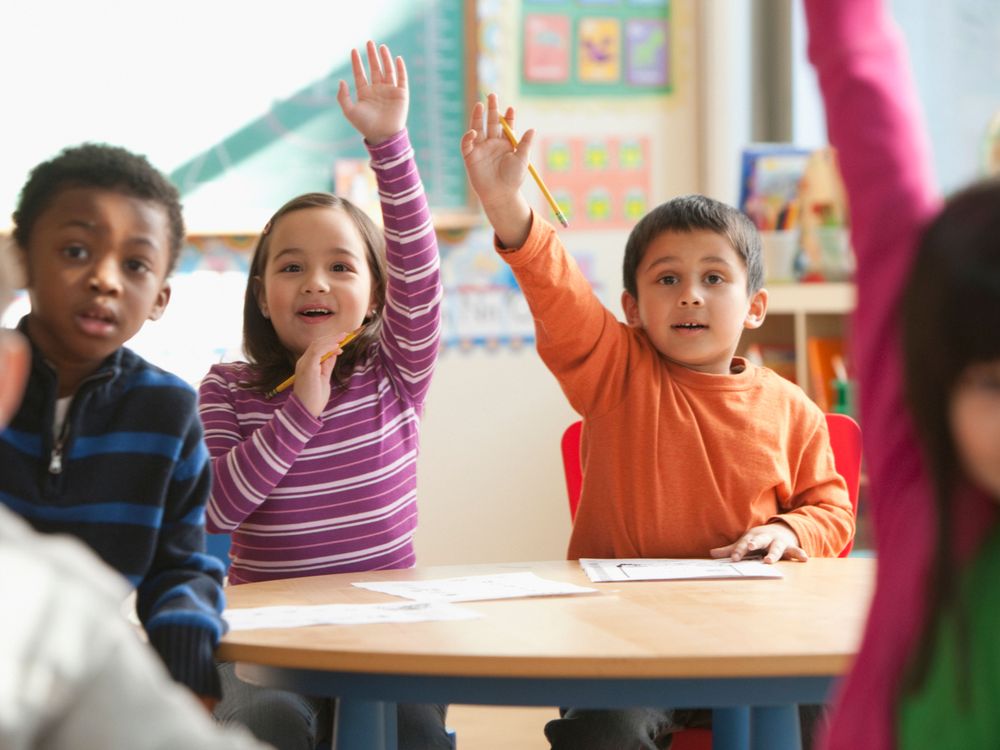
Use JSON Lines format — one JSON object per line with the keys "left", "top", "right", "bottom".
{"left": 0, "top": 0, "right": 750, "bottom": 567}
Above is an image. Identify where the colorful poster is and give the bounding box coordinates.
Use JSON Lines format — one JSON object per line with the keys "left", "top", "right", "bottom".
{"left": 439, "top": 229, "right": 535, "bottom": 351}
{"left": 437, "top": 228, "right": 602, "bottom": 351}
{"left": 521, "top": 1, "right": 671, "bottom": 95}
{"left": 625, "top": 18, "right": 669, "bottom": 86}
{"left": 524, "top": 14, "right": 572, "bottom": 83}
{"left": 578, "top": 18, "right": 621, "bottom": 82}
{"left": 333, "top": 160, "right": 381, "bottom": 226}
{"left": 540, "top": 136, "right": 652, "bottom": 230}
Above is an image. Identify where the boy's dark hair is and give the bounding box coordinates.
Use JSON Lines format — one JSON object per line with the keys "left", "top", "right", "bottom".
{"left": 622, "top": 194, "right": 763, "bottom": 297}
{"left": 12, "top": 143, "right": 185, "bottom": 274}
{"left": 241, "top": 192, "right": 387, "bottom": 394}
{"left": 900, "top": 177, "right": 1000, "bottom": 692}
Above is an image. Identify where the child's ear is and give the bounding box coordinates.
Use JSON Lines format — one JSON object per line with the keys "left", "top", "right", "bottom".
{"left": 0, "top": 331, "right": 29, "bottom": 428}
{"left": 621, "top": 290, "right": 642, "bottom": 327}
{"left": 253, "top": 276, "right": 269, "bottom": 319}
{"left": 744, "top": 288, "right": 768, "bottom": 330}
{"left": 147, "top": 281, "right": 172, "bottom": 322}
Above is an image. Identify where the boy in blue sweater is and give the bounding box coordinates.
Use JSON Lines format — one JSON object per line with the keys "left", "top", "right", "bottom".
{"left": 0, "top": 143, "right": 226, "bottom": 709}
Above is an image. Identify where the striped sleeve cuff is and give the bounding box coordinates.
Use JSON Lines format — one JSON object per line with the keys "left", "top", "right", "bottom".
{"left": 148, "top": 624, "right": 222, "bottom": 699}
{"left": 366, "top": 129, "right": 409, "bottom": 163}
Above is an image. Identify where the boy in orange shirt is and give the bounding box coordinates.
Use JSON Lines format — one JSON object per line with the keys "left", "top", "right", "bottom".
{"left": 461, "top": 95, "right": 854, "bottom": 749}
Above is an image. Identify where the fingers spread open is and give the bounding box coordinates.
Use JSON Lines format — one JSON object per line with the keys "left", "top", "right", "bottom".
{"left": 365, "top": 40, "right": 383, "bottom": 83}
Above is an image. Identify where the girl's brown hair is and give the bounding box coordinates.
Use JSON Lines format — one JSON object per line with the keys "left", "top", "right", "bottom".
{"left": 240, "top": 192, "right": 387, "bottom": 394}
{"left": 900, "top": 177, "right": 1000, "bottom": 696}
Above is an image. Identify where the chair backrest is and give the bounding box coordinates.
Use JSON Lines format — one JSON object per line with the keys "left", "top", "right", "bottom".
{"left": 206, "top": 533, "right": 232, "bottom": 573}
{"left": 559, "top": 413, "right": 862, "bottom": 556}
{"left": 560, "top": 420, "right": 584, "bottom": 521}
{"left": 824, "top": 412, "right": 862, "bottom": 557}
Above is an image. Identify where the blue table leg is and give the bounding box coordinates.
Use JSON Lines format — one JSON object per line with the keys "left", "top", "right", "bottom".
{"left": 750, "top": 705, "right": 801, "bottom": 750}
{"left": 333, "top": 699, "right": 397, "bottom": 750}
{"left": 713, "top": 706, "right": 750, "bottom": 750}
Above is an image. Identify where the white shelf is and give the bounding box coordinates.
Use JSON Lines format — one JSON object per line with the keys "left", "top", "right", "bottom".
{"left": 745, "top": 282, "right": 856, "bottom": 404}
{"left": 764, "top": 282, "right": 855, "bottom": 314}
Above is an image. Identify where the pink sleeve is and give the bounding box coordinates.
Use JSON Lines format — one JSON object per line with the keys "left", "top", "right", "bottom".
{"left": 805, "top": 0, "right": 940, "bottom": 747}
{"left": 367, "top": 131, "right": 441, "bottom": 406}
{"left": 197, "top": 366, "right": 322, "bottom": 532}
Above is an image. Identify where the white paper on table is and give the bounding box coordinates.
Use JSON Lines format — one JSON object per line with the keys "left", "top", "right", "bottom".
{"left": 580, "top": 558, "right": 785, "bottom": 583}
{"left": 223, "top": 600, "right": 481, "bottom": 631}
{"left": 352, "top": 571, "right": 598, "bottom": 602}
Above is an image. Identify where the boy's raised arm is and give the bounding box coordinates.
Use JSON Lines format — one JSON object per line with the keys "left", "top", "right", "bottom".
{"left": 461, "top": 94, "right": 533, "bottom": 249}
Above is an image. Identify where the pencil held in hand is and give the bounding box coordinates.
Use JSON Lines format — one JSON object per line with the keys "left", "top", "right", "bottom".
{"left": 498, "top": 116, "right": 569, "bottom": 228}
{"left": 265, "top": 327, "right": 366, "bottom": 399}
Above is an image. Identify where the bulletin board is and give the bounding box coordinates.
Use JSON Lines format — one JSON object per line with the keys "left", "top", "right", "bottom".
{"left": 171, "top": 0, "right": 474, "bottom": 219}
{"left": 0, "top": 1, "right": 477, "bottom": 234}
{"left": 520, "top": 0, "right": 671, "bottom": 96}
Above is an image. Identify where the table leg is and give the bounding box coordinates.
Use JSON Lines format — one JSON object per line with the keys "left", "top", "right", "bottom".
{"left": 750, "top": 705, "right": 801, "bottom": 750}
{"left": 332, "top": 699, "right": 397, "bottom": 750}
{"left": 712, "top": 706, "right": 750, "bottom": 750}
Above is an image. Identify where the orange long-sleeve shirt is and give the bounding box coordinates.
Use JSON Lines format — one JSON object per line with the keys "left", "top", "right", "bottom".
{"left": 500, "top": 215, "right": 854, "bottom": 559}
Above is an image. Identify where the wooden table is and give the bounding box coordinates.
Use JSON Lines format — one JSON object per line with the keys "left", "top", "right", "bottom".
{"left": 219, "top": 558, "right": 874, "bottom": 750}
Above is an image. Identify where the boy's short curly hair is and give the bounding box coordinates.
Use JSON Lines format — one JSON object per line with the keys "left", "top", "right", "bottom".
{"left": 11, "top": 143, "right": 185, "bottom": 274}
{"left": 622, "top": 194, "right": 763, "bottom": 298}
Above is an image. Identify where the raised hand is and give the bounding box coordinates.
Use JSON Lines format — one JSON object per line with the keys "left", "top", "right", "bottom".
{"left": 337, "top": 40, "right": 408, "bottom": 145}
{"left": 460, "top": 93, "right": 533, "bottom": 248}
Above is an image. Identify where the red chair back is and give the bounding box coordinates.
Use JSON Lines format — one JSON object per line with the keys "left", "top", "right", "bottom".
{"left": 560, "top": 420, "right": 584, "bottom": 521}
{"left": 824, "top": 412, "right": 862, "bottom": 557}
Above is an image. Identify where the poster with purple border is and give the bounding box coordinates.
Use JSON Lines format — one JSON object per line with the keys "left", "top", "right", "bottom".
{"left": 625, "top": 18, "right": 669, "bottom": 86}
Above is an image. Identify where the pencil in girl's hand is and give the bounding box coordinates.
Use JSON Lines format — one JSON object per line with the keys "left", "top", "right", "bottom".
{"left": 265, "top": 326, "right": 365, "bottom": 399}
{"left": 498, "top": 115, "right": 569, "bottom": 229}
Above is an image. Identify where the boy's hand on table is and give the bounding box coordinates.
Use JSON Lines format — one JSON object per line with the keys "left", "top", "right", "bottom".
{"left": 710, "top": 522, "right": 808, "bottom": 564}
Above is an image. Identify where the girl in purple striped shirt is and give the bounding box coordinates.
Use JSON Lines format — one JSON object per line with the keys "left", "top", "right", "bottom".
{"left": 199, "top": 41, "right": 448, "bottom": 750}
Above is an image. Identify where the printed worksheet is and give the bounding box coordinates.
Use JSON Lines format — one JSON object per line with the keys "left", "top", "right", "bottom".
{"left": 353, "top": 571, "right": 598, "bottom": 602}
{"left": 580, "top": 558, "right": 785, "bottom": 583}
{"left": 223, "top": 601, "right": 481, "bottom": 631}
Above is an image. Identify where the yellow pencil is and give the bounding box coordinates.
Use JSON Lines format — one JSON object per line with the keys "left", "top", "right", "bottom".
{"left": 498, "top": 116, "right": 569, "bottom": 229}
{"left": 265, "top": 326, "right": 365, "bottom": 399}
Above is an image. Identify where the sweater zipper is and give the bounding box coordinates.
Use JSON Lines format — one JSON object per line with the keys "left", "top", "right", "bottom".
{"left": 49, "top": 419, "right": 70, "bottom": 474}
{"left": 46, "top": 369, "right": 112, "bottom": 475}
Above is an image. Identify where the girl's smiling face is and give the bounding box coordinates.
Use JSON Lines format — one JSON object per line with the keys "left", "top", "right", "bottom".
{"left": 257, "top": 207, "right": 374, "bottom": 359}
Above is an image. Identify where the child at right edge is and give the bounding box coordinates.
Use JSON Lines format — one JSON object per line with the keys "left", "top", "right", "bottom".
{"left": 461, "top": 95, "right": 855, "bottom": 750}
{"left": 805, "top": 0, "right": 1000, "bottom": 747}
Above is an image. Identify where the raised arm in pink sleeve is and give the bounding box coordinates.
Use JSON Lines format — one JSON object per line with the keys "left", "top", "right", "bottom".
{"left": 368, "top": 131, "right": 441, "bottom": 405}
{"left": 805, "top": 1, "right": 939, "bottom": 746}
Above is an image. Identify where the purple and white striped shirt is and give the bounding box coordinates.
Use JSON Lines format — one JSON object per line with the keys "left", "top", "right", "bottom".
{"left": 198, "top": 131, "right": 440, "bottom": 585}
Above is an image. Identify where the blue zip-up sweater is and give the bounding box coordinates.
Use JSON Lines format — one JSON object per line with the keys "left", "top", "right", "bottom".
{"left": 0, "top": 317, "right": 226, "bottom": 698}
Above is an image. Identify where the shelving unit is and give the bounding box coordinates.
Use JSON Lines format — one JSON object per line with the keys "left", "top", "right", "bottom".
{"left": 740, "top": 282, "right": 855, "bottom": 402}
